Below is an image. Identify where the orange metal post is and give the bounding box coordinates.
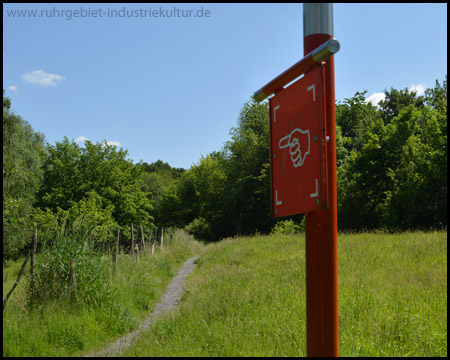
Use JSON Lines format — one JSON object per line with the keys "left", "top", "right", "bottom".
{"left": 304, "top": 3, "right": 339, "bottom": 357}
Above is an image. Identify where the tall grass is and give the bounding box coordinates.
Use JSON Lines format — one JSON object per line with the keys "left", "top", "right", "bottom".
{"left": 2, "top": 229, "right": 202, "bottom": 357}
{"left": 30, "top": 229, "right": 113, "bottom": 307}
{"left": 338, "top": 232, "right": 447, "bottom": 356}
{"left": 123, "top": 231, "right": 447, "bottom": 357}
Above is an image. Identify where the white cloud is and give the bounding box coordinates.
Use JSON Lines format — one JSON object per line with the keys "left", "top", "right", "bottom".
{"left": 22, "top": 70, "right": 65, "bottom": 86}
{"left": 409, "top": 84, "right": 426, "bottom": 96}
{"left": 75, "top": 137, "right": 120, "bottom": 147}
{"left": 365, "top": 92, "right": 386, "bottom": 106}
{"left": 106, "top": 140, "right": 121, "bottom": 147}
{"left": 7, "top": 85, "right": 18, "bottom": 92}
{"left": 75, "top": 136, "right": 89, "bottom": 143}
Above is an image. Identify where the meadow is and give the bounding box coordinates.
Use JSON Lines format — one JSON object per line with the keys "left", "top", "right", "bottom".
{"left": 123, "top": 231, "right": 447, "bottom": 357}
{"left": 2, "top": 230, "right": 202, "bottom": 357}
{"left": 3, "top": 231, "right": 447, "bottom": 357}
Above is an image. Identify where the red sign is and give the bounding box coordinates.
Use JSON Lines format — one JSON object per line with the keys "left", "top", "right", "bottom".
{"left": 270, "top": 65, "right": 328, "bottom": 217}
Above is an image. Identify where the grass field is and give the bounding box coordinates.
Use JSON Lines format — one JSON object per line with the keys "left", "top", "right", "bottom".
{"left": 3, "top": 231, "right": 447, "bottom": 356}
{"left": 122, "top": 231, "right": 447, "bottom": 357}
{"left": 2, "top": 231, "right": 203, "bottom": 357}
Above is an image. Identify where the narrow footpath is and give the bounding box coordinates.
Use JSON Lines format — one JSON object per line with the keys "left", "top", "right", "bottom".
{"left": 85, "top": 255, "right": 199, "bottom": 357}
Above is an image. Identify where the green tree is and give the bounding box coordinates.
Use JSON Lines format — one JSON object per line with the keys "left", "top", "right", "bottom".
{"left": 160, "top": 78, "right": 446, "bottom": 237}
{"left": 37, "top": 138, "right": 153, "bottom": 234}
{"left": 220, "top": 98, "right": 273, "bottom": 237}
{"left": 3, "top": 91, "right": 47, "bottom": 259}
{"left": 382, "top": 101, "right": 447, "bottom": 229}
{"left": 185, "top": 152, "right": 228, "bottom": 240}
{"left": 423, "top": 76, "right": 447, "bottom": 111}
{"left": 158, "top": 170, "right": 198, "bottom": 228}
{"left": 68, "top": 190, "right": 119, "bottom": 250}
{"left": 378, "top": 87, "right": 424, "bottom": 124}
{"left": 338, "top": 118, "right": 389, "bottom": 230}
{"left": 159, "top": 98, "right": 274, "bottom": 240}
{"left": 139, "top": 160, "right": 185, "bottom": 225}
{"left": 141, "top": 160, "right": 185, "bottom": 178}
{"left": 336, "top": 91, "right": 379, "bottom": 152}
{"left": 338, "top": 78, "right": 446, "bottom": 231}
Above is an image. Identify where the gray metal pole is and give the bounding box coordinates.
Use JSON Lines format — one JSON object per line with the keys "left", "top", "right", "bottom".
{"left": 303, "top": 3, "right": 333, "bottom": 37}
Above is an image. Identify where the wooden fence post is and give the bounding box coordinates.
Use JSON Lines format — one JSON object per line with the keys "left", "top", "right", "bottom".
{"left": 152, "top": 229, "right": 155, "bottom": 255}
{"left": 30, "top": 228, "right": 37, "bottom": 296}
{"left": 113, "top": 227, "right": 119, "bottom": 274}
{"left": 139, "top": 225, "right": 145, "bottom": 251}
{"left": 69, "top": 259, "right": 77, "bottom": 299}
{"left": 148, "top": 228, "right": 154, "bottom": 255}
{"left": 3, "top": 254, "right": 30, "bottom": 311}
{"left": 135, "top": 244, "right": 140, "bottom": 265}
{"left": 131, "top": 223, "right": 135, "bottom": 255}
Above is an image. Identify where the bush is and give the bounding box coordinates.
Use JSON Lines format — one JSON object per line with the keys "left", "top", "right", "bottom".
{"left": 32, "top": 191, "right": 118, "bottom": 252}
{"left": 68, "top": 191, "right": 118, "bottom": 251}
{"left": 270, "top": 218, "right": 304, "bottom": 235}
{"left": 185, "top": 217, "right": 211, "bottom": 240}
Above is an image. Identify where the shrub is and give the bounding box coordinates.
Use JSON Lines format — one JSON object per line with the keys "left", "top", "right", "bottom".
{"left": 185, "top": 217, "right": 211, "bottom": 240}
{"left": 270, "top": 218, "right": 304, "bottom": 234}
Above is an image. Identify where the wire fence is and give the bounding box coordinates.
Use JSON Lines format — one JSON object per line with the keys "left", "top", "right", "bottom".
{"left": 3, "top": 225, "right": 182, "bottom": 312}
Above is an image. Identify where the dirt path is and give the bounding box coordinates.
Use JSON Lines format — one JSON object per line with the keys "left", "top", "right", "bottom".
{"left": 84, "top": 255, "right": 199, "bottom": 357}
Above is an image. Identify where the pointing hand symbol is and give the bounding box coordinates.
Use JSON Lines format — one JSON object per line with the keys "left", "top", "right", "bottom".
{"left": 278, "top": 128, "right": 310, "bottom": 167}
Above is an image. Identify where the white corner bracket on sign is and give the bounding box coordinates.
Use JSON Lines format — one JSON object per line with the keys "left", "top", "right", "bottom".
{"left": 308, "top": 83, "right": 319, "bottom": 199}
{"left": 310, "top": 178, "right": 319, "bottom": 198}
{"left": 307, "top": 84, "right": 315, "bottom": 101}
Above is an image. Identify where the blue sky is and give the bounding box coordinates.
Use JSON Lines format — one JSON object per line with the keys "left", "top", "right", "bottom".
{"left": 3, "top": 3, "right": 447, "bottom": 169}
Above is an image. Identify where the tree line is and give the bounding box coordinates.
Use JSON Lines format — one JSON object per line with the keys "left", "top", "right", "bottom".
{"left": 3, "top": 77, "right": 447, "bottom": 258}
{"left": 156, "top": 77, "right": 447, "bottom": 240}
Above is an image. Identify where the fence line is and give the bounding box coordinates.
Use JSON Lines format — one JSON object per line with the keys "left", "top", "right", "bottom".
{"left": 3, "top": 253, "right": 30, "bottom": 311}
{"left": 3, "top": 225, "right": 182, "bottom": 312}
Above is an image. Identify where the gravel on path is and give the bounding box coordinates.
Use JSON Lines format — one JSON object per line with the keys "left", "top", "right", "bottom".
{"left": 84, "top": 255, "right": 199, "bottom": 357}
